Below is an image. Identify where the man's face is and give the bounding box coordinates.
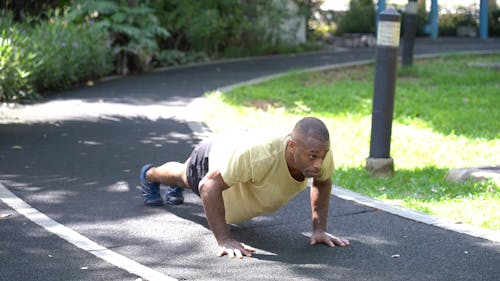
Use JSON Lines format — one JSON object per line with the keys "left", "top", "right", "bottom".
{"left": 291, "top": 137, "right": 330, "bottom": 178}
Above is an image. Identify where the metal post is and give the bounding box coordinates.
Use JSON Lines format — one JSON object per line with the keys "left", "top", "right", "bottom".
{"left": 430, "top": 0, "right": 439, "bottom": 39}
{"left": 402, "top": 0, "right": 418, "bottom": 67}
{"left": 479, "top": 0, "right": 489, "bottom": 39}
{"left": 367, "top": 8, "right": 401, "bottom": 177}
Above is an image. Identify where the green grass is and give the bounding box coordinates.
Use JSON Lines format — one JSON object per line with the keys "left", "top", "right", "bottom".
{"left": 201, "top": 53, "right": 500, "bottom": 231}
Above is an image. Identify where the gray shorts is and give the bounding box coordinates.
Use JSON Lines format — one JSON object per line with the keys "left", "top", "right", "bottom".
{"left": 186, "top": 137, "right": 213, "bottom": 196}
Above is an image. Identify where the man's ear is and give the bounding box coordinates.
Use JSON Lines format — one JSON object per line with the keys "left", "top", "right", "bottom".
{"left": 288, "top": 139, "right": 297, "bottom": 153}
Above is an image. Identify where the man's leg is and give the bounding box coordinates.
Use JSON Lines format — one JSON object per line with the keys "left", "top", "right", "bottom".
{"left": 140, "top": 160, "right": 190, "bottom": 206}
{"left": 145, "top": 160, "right": 190, "bottom": 189}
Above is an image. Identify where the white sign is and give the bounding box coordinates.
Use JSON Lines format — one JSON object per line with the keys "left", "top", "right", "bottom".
{"left": 377, "top": 21, "right": 401, "bottom": 47}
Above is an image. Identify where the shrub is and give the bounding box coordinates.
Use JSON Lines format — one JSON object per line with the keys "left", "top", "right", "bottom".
{"left": 415, "top": 5, "right": 429, "bottom": 36}
{"left": 154, "top": 50, "right": 208, "bottom": 67}
{"left": 66, "top": 0, "right": 169, "bottom": 74}
{"left": 0, "top": 13, "right": 113, "bottom": 103}
{"left": 26, "top": 17, "right": 113, "bottom": 92}
{"left": 0, "top": 22, "right": 36, "bottom": 103}
{"left": 439, "top": 8, "right": 477, "bottom": 36}
{"left": 153, "top": 0, "right": 309, "bottom": 58}
{"left": 489, "top": 9, "right": 500, "bottom": 36}
{"left": 336, "top": 0, "right": 376, "bottom": 35}
{"left": 153, "top": 0, "right": 246, "bottom": 57}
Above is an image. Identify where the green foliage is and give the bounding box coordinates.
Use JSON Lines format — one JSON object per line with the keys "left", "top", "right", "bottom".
{"left": 154, "top": 50, "right": 208, "bottom": 67}
{"left": 415, "top": 5, "right": 429, "bottom": 36}
{"left": 153, "top": 0, "right": 247, "bottom": 56}
{"left": 0, "top": 0, "right": 70, "bottom": 21}
{"left": 0, "top": 19, "right": 36, "bottom": 103}
{"left": 66, "top": 0, "right": 169, "bottom": 73}
{"left": 26, "top": 17, "right": 113, "bottom": 92}
{"left": 336, "top": 0, "right": 375, "bottom": 35}
{"left": 439, "top": 8, "right": 477, "bottom": 36}
{"left": 0, "top": 13, "right": 113, "bottom": 103}
{"left": 153, "top": 0, "right": 309, "bottom": 58}
{"left": 489, "top": 9, "right": 500, "bottom": 36}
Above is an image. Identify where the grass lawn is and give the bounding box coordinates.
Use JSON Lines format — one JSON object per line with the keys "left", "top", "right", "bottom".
{"left": 200, "top": 53, "right": 500, "bottom": 231}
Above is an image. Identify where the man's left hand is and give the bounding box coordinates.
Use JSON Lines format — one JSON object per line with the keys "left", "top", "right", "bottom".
{"left": 310, "top": 230, "right": 350, "bottom": 247}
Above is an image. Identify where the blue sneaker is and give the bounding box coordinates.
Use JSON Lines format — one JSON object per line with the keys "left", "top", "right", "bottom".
{"left": 164, "top": 186, "right": 184, "bottom": 205}
{"left": 140, "top": 164, "right": 163, "bottom": 206}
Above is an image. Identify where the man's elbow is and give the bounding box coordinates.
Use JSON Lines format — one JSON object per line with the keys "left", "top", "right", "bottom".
{"left": 199, "top": 171, "right": 229, "bottom": 196}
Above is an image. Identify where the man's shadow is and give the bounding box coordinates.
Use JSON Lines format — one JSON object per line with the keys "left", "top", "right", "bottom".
{"left": 164, "top": 190, "right": 353, "bottom": 265}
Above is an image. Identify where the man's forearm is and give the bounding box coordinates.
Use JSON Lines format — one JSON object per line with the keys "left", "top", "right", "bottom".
{"left": 311, "top": 179, "right": 332, "bottom": 232}
{"left": 200, "top": 184, "right": 232, "bottom": 243}
{"left": 198, "top": 170, "right": 232, "bottom": 243}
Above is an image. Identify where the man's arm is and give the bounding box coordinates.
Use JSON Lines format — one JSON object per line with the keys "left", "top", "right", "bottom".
{"left": 310, "top": 177, "right": 350, "bottom": 247}
{"left": 199, "top": 169, "right": 256, "bottom": 258}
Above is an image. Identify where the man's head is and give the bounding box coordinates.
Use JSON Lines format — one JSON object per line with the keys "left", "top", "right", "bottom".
{"left": 287, "top": 117, "right": 330, "bottom": 179}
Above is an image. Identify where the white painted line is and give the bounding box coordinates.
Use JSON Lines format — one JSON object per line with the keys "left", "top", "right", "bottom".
{"left": 0, "top": 182, "right": 177, "bottom": 281}
{"left": 331, "top": 185, "right": 500, "bottom": 243}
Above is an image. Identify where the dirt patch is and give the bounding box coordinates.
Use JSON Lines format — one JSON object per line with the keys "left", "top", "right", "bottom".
{"left": 248, "top": 100, "right": 280, "bottom": 111}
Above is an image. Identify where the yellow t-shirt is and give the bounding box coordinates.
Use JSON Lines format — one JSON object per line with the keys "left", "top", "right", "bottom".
{"left": 209, "top": 128, "right": 334, "bottom": 224}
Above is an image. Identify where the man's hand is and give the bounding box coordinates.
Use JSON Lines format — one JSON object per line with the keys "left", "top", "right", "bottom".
{"left": 217, "top": 238, "right": 256, "bottom": 259}
{"left": 310, "top": 230, "right": 350, "bottom": 248}
{"left": 199, "top": 170, "right": 256, "bottom": 259}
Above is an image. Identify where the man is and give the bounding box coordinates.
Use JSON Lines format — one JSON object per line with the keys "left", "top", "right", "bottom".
{"left": 140, "top": 117, "right": 349, "bottom": 258}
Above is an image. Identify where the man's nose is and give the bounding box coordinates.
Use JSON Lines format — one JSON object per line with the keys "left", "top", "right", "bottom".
{"left": 313, "top": 159, "right": 323, "bottom": 169}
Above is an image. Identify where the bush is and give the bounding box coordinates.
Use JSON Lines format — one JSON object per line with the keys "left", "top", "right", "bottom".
{"left": 153, "top": 0, "right": 309, "bottom": 58}
{"left": 66, "top": 0, "right": 169, "bottom": 74}
{"left": 154, "top": 50, "right": 208, "bottom": 67}
{"left": 0, "top": 13, "right": 113, "bottom": 103}
{"left": 439, "top": 8, "right": 477, "bottom": 36}
{"left": 0, "top": 21, "right": 36, "bottom": 103}
{"left": 26, "top": 18, "right": 113, "bottom": 92}
{"left": 489, "top": 9, "right": 500, "bottom": 36}
{"left": 336, "top": 0, "right": 376, "bottom": 35}
{"left": 153, "top": 0, "right": 247, "bottom": 57}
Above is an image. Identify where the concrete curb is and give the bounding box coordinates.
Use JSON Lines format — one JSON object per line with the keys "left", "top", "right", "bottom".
{"left": 332, "top": 186, "right": 500, "bottom": 243}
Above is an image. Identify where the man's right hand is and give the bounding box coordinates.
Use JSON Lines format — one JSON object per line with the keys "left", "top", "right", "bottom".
{"left": 199, "top": 170, "right": 255, "bottom": 259}
{"left": 217, "top": 238, "right": 256, "bottom": 258}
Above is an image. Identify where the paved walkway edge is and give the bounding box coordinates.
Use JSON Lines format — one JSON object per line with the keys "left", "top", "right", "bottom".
{"left": 184, "top": 50, "right": 500, "bottom": 243}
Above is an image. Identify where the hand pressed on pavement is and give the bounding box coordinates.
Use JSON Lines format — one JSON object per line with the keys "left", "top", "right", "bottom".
{"left": 310, "top": 230, "right": 350, "bottom": 248}
{"left": 217, "top": 238, "right": 256, "bottom": 259}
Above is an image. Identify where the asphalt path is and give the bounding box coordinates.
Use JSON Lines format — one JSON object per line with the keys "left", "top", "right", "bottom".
{"left": 1, "top": 38, "right": 500, "bottom": 281}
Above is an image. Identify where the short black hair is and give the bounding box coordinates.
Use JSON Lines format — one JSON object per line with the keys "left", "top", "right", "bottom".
{"left": 292, "top": 117, "right": 330, "bottom": 143}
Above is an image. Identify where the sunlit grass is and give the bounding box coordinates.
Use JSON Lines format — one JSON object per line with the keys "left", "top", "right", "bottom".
{"left": 201, "top": 53, "right": 500, "bottom": 230}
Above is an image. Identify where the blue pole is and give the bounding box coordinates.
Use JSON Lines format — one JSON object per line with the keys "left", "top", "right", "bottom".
{"left": 479, "top": 0, "right": 489, "bottom": 39}
{"left": 378, "top": 0, "right": 386, "bottom": 14}
{"left": 376, "top": 0, "right": 387, "bottom": 34}
{"left": 430, "top": 0, "right": 439, "bottom": 39}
